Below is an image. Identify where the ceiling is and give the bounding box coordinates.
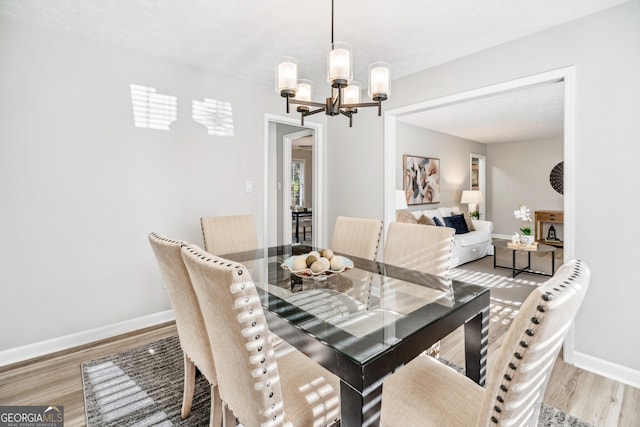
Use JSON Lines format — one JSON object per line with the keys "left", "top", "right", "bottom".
{"left": 0, "top": 0, "right": 630, "bottom": 142}
{"left": 397, "top": 81, "right": 566, "bottom": 143}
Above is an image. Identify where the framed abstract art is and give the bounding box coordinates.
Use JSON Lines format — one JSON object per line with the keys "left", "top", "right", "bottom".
{"left": 403, "top": 155, "right": 440, "bottom": 205}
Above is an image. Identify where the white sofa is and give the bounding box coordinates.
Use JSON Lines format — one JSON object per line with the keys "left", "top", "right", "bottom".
{"left": 401, "top": 206, "right": 494, "bottom": 268}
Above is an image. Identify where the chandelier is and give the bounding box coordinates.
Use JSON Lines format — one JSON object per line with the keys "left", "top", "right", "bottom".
{"left": 276, "top": 0, "right": 390, "bottom": 127}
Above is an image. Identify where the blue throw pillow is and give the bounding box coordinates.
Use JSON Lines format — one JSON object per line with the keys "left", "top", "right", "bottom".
{"left": 443, "top": 214, "right": 470, "bottom": 234}
{"left": 432, "top": 216, "right": 444, "bottom": 227}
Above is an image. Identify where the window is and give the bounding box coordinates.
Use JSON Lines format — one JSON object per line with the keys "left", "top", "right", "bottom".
{"left": 291, "top": 160, "right": 305, "bottom": 207}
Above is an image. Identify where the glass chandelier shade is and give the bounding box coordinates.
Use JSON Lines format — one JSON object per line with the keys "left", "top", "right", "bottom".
{"left": 343, "top": 81, "right": 361, "bottom": 105}
{"left": 327, "top": 42, "right": 352, "bottom": 88}
{"left": 295, "top": 80, "right": 313, "bottom": 102}
{"left": 276, "top": 57, "right": 298, "bottom": 96}
{"left": 368, "top": 62, "right": 390, "bottom": 101}
{"left": 295, "top": 79, "right": 313, "bottom": 112}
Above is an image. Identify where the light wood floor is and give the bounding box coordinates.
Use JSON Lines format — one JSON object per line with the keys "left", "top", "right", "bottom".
{"left": 439, "top": 305, "right": 640, "bottom": 427}
{"left": 1, "top": 298, "right": 639, "bottom": 426}
{"left": 0, "top": 323, "right": 179, "bottom": 427}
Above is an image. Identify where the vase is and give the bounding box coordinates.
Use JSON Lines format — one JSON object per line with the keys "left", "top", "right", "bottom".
{"left": 520, "top": 234, "right": 535, "bottom": 245}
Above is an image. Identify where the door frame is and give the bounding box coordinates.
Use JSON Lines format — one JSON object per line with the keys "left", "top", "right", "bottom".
{"left": 264, "top": 114, "right": 324, "bottom": 248}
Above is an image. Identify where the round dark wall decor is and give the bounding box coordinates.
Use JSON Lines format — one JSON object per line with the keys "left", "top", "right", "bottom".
{"left": 550, "top": 161, "right": 564, "bottom": 194}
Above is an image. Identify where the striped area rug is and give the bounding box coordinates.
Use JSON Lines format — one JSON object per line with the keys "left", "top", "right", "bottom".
{"left": 82, "top": 336, "right": 592, "bottom": 426}
{"left": 82, "top": 336, "right": 210, "bottom": 426}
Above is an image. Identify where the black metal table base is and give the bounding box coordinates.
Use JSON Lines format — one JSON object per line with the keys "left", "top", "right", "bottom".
{"left": 493, "top": 249, "right": 555, "bottom": 278}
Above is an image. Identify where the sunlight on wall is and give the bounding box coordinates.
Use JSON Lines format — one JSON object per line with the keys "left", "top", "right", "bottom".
{"left": 192, "top": 98, "right": 234, "bottom": 136}
{"left": 129, "top": 84, "right": 177, "bottom": 131}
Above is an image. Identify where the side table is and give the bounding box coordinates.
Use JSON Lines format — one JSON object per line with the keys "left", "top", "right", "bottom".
{"left": 534, "top": 210, "right": 563, "bottom": 247}
{"left": 492, "top": 240, "right": 556, "bottom": 278}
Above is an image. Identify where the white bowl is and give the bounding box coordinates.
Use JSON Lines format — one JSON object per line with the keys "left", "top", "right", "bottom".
{"left": 281, "top": 254, "right": 353, "bottom": 277}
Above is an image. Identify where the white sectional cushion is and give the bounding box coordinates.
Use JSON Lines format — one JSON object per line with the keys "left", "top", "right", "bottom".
{"left": 438, "top": 207, "right": 454, "bottom": 218}
{"left": 400, "top": 207, "right": 494, "bottom": 267}
{"left": 455, "top": 230, "right": 491, "bottom": 247}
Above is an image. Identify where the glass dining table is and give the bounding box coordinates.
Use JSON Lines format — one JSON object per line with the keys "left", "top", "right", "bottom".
{"left": 224, "top": 245, "right": 490, "bottom": 427}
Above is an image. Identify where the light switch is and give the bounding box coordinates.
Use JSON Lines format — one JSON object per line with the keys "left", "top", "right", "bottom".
{"left": 245, "top": 180, "right": 253, "bottom": 193}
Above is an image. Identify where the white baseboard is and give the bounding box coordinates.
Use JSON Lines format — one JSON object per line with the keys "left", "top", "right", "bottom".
{"left": 0, "top": 310, "right": 175, "bottom": 368}
{"left": 573, "top": 351, "right": 640, "bottom": 389}
{"left": 491, "top": 233, "right": 640, "bottom": 389}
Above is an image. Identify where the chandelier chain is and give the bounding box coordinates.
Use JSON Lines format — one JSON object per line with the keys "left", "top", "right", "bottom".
{"left": 331, "top": 0, "right": 334, "bottom": 46}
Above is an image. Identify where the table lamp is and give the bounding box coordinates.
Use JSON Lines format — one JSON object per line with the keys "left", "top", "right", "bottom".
{"left": 461, "top": 190, "right": 483, "bottom": 219}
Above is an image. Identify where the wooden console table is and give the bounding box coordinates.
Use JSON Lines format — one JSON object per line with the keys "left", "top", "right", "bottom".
{"left": 534, "top": 210, "right": 563, "bottom": 247}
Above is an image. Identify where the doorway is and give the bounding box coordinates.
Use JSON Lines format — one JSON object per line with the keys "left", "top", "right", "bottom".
{"left": 283, "top": 130, "right": 314, "bottom": 244}
{"left": 470, "top": 153, "right": 486, "bottom": 220}
{"left": 383, "top": 66, "right": 576, "bottom": 360}
{"left": 384, "top": 68, "right": 575, "bottom": 260}
{"left": 264, "top": 114, "right": 324, "bottom": 248}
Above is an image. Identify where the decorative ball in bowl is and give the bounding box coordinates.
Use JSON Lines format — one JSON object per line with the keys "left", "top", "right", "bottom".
{"left": 281, "top": 249, "right": 353, "bottom": 279}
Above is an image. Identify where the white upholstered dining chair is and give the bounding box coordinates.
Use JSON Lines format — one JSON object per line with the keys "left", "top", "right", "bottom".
{"left": 200, "top": 214, "right": 258, "bottom": 256}
{"left": 383, "top": 221, "right": 456, "bottom": 357}
{"left": 148, "top": 233, "right": 221, "bottom": 426}
{"left": 181, "top": 244, "right": 341, "bottom": 427}
{"left": 380, "top": 259, "right": 590, "bottom": 427}
{"left": 330, "top": 216, "right": 383, "bottom": 261}
{"left": 384, "top": 221, "right": 456, "bottom": 278}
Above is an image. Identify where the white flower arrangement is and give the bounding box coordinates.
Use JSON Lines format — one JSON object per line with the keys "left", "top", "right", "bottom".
{"left": 511, "top": 204, "right": 536, "bottom": 245}
{"left": 513, "top": 204, "right": 532, "bottom": 235}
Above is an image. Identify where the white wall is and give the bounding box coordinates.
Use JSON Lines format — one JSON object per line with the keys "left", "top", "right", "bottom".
{"left": 0, "top": 18, "right": 283, "bottom": 351}
{"left": 325, "top": 111, "right": 386, "bottom": 237}
{"left": 327, "top": 0, "right": 640, "bottom": 377}
{"left": 396, "top": 122, "right": 487, "bottom": 210}
{"left": 488, "top": 137, "right": 564, "bottom": 235}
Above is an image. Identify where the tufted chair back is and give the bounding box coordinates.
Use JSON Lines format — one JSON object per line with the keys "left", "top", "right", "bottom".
{"left": 330, "top": 216, "right": 383, "bottom": 261}
{"left": 147, "top": 233, "right": 220, "bottom": 423}
{"left": 200, "top": 214, "right": 258, "bottom": 256}
{"left": 476, "top": 259, "right": 590, "bottom": 426}
{"left": 384, "top": 221, "right": 455, "bottom": 278}
{"left": 383, "top": 221, "right": 455, "bottom": 358}
{"left": 379, "top": 259, "right": 590, "bottom": 427}
{"left": 181, "top": 244, "right": 341, "bottom": 427}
